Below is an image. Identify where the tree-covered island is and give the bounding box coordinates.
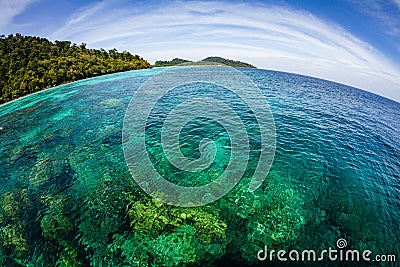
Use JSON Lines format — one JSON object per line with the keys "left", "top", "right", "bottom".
{"left": 1, "top": 34, "right": 256, "bottom": 104}
{"left": 0, "top": 34, "right": 150, "bottom": 103}
{"left": 155, "top": 56, "right": 256, "bottom": 68}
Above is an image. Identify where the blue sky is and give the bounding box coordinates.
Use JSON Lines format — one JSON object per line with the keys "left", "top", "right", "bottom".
{"left": 1, "top": 0, "right": 400, "bottom": 101}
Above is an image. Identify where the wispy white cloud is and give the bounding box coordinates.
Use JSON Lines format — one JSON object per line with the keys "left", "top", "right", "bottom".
{"left": 0, "top": 0, "right": 37, "bottom": 28}
{"left": 51, "top": 1, "right": 107, "bottom": 39}
{"left": 348, "top": 0, "right": 400, "bottom": 37}
{"left": 50, "top": 1, "right": 400, "bottom": 102}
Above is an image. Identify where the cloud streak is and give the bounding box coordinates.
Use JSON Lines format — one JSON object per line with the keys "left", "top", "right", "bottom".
{"left": 0, "top": 0, "right": 37, "bottom": 28}
{"left": 52, "top": 1, "right": 107, "bottom": 39}
{"left": 349, "top": 0, "right": 400, "bottom": 37}
{"left": 37, "top": 1, "right": 400, "bottom": 102}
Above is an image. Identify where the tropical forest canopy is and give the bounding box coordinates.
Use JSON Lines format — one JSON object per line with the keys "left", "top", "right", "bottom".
{"left": 0, "top": 34, "right": 150, "bottom": 103}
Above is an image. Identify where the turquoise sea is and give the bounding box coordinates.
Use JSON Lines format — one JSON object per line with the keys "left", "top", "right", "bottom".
{"left": 0, "top": 67, "right": 399, "bottom": 266}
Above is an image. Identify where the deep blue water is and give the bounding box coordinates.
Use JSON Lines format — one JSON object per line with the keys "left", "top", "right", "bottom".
{"left": 0, "top": 67, "right": 398, "bottom": 266}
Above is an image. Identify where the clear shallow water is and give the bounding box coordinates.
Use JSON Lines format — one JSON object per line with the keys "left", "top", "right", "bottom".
{"left": 0, "top": 67, "right": 399, "bottom": 266}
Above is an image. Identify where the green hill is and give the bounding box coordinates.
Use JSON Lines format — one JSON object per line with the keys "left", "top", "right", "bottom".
{"left": 200, "top": 56, "right": 256, "bottom": 68}
{"left": 153, "top": 56, "right": 256, "bottom": 68}
{"left": 0, "top": 34, "right": 150, "bottom": 103}
{"left": 154, "top": 58, "right": 191, "bottom": 67}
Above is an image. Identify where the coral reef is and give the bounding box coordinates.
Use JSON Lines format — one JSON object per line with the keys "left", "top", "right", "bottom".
{"left": 0, "top": 157, "right": 312, "bottom": 266}
{"left": 109, "top": 225, "right": 226, "bottom": 267}
{"left": 127, "top": 197, "right": 227, "bottom": 245}
{"left": 218, "top": 170, "right": 308, "bottom": 263}
{"left": 0, "top": 189, "right": 33, "bottom": 263}
{"left": 39, "top": 195, "right": 75, "bottom": 242}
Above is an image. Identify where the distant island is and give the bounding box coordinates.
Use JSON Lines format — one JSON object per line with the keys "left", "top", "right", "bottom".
{"left": 154, "top": 58, "right": 192, "bottom": 67}
{"left": 154, "top": 56, "right": 256, "bottom": 68}
{"left": 0, "top": 34, "right": 256, "bottom": 104}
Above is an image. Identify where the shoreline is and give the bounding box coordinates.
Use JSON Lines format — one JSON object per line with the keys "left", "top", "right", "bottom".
{"left": 0, "top": 68, "right": 154, "bottom": 108}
